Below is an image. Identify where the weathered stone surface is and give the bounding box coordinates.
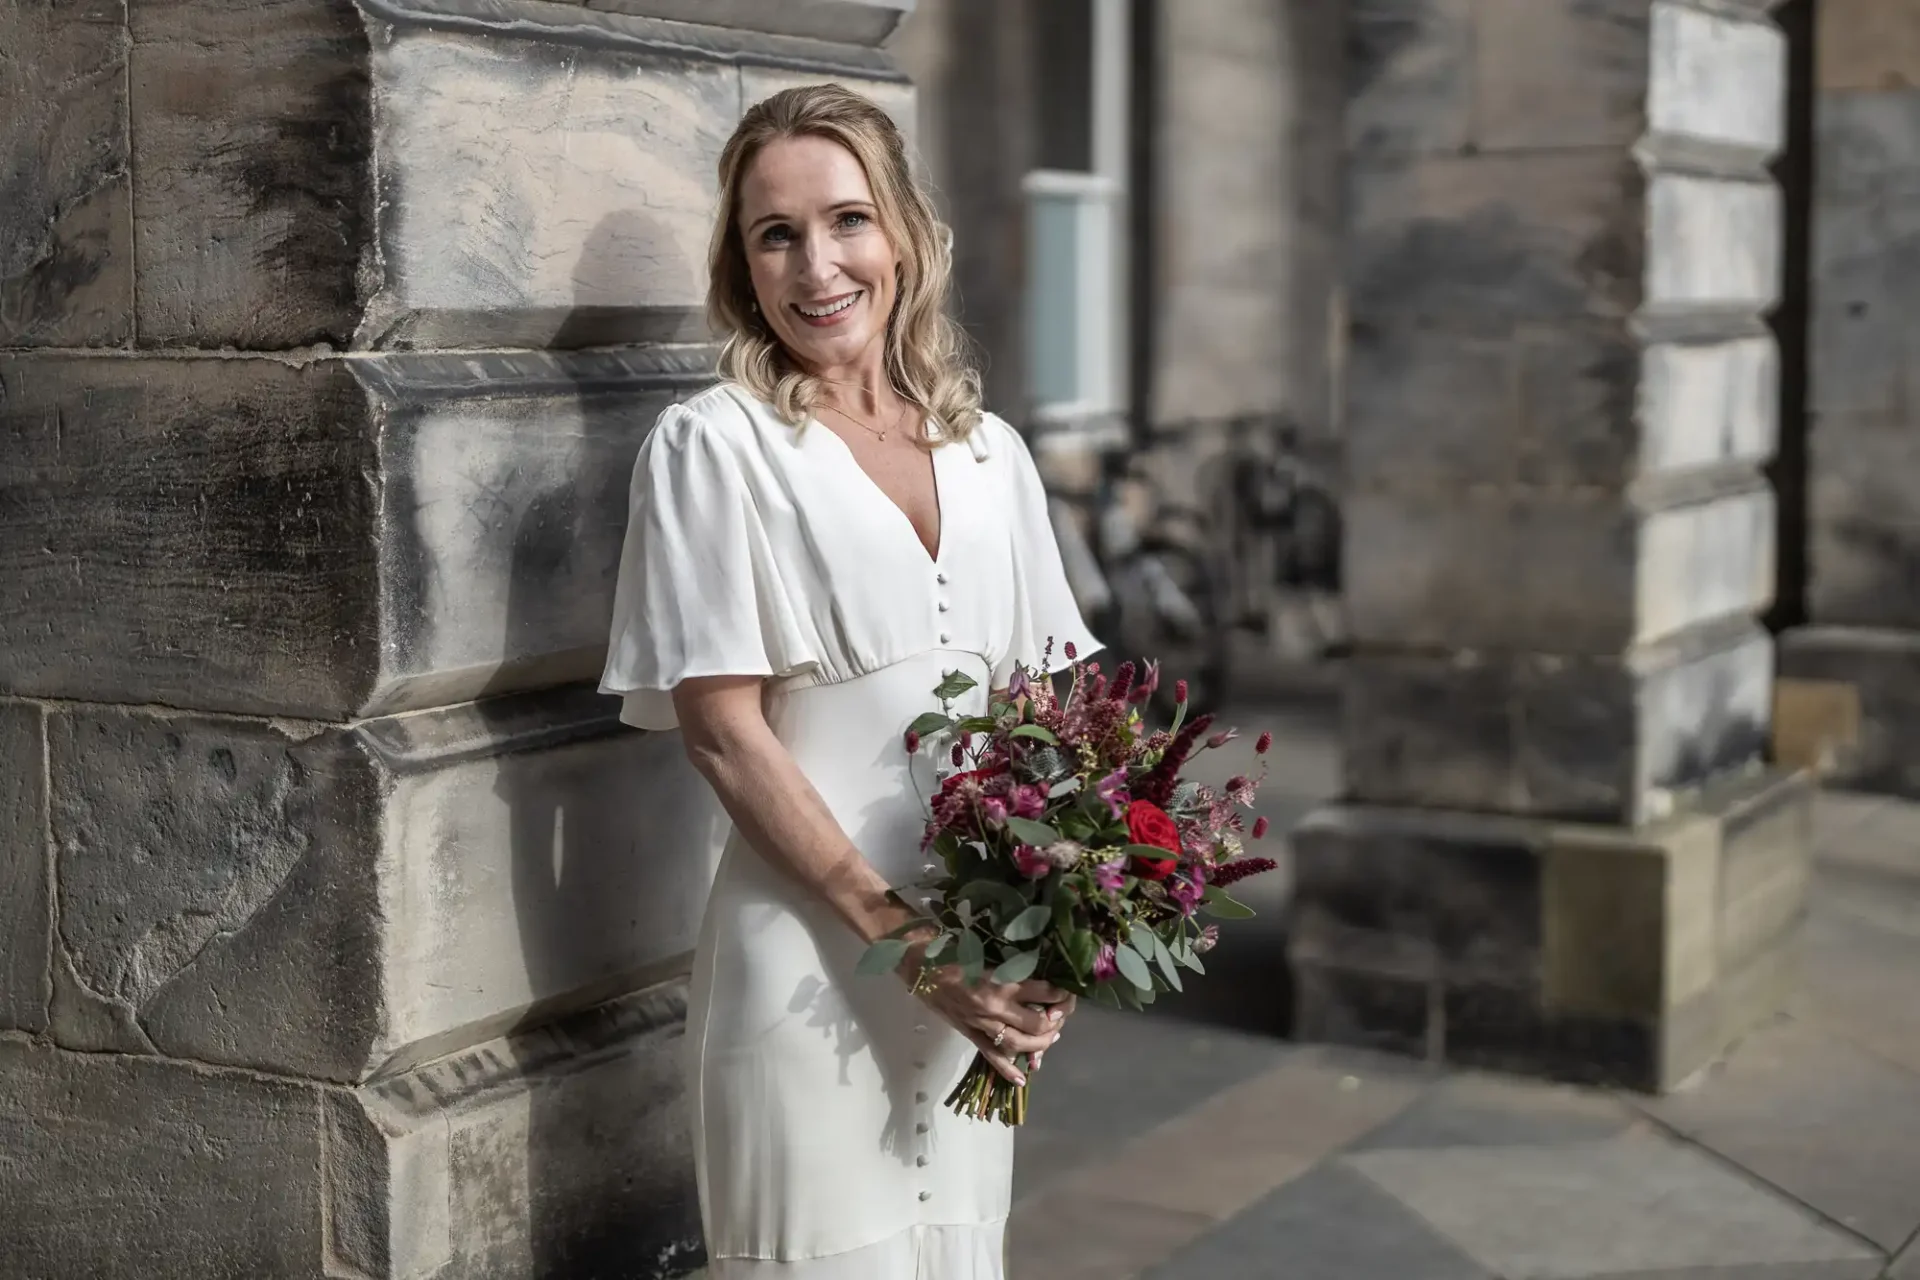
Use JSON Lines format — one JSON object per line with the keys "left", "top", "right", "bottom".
{"left": 1808, "top": 413, "right": 1920, "bottom": 628}
{"left": 584, "top": 0, "right": 911, "bottom": 47}
{"left": 1647, "top": 3, "right": 1787, "bottom": 157}
{"left": 1290, "top": 771, "right": 1812, "bottom": 1090}
{"left": 1641, "top": 335, "right": 1779, "bottom": 474}
{"left": 1344, "top": 483, "right": 1773, "bottom": 653}
{"left": 329, "top": 981, "right": 701, "bottom": 1280}
{"left": 1345, "top": 0, "right": 1475, "bottom": 158}
{"left": 0, "top": 703, "right": 49, "bottom": 1035}
{"left": 129, "top": 0, "right": 373, "bottom": 349}
{"left": 1645, "top": 174, "right": 1782, "bottom": 312}
{"left": 0, "top": 349, "right": 711, "bottom": 718}
{"left": 46, "top": 688, "right": 714, "bottom": 1082}
{"left": 0, "top": 0, "right": 132, "bottom": 346}
{"left": 0, "top": 354, "right": 378, "bottom": 717}
{"left": 1818, "top": 0, "right": 1920, "bottom": 92}
{"left": 0, "top": 1038, "right": 324, "bottom": 1279}
{"left": 1779, "top": 626, "right": 1920, "bottom": 796}
{"left": 1343, "top": 622, "right": 1773, "bottom": 826}
{"left": 1474, "top": 0, "right": 1648, "bottom": 152}
{"left": 363, "top": 27, "right": 737, "bottom": 350}
{"left": 1348, "top": 150, "right": 1646, "bottom": 326}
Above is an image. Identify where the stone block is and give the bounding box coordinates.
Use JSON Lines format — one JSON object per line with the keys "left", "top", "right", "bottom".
{"left": 1818, "top": 0, "right": 1920, "bottom": 92}
{"left": 0, "top": 980, "right": 701, "bottom": 1279}
{"left": 585, "top": 0, "right": 912, "bottom": 47}
{"left": 328, "top": 981, "right": 701, "bottom": 1280}
{"left": 1347, "top": 150, "right": 1646, "bottom": 326}
{"left": 1288, "top": 770, "right": 1813, "bottom": 1090}
{"left": 0, "top": 353, "right": 379, "bottom": 717}
{"left": 1343, "top": 621, "right": 1772, "bottom": 827}
{"left": 1644, "top": 174, "right": 1782, "bottom": 313}
{"left": 45, "top": 686, "right": 715, "bottom": 1081}
{"left": 0, "top": 702, "right": 50, "bottom": 1034}
{"left": 1344, "top": 482, "right": 1774, "bottom": 653}
{"left": 0, "top": 349, "right": 711, "bottom": 718}
{"left": 0, "top": 1038, "right": 325, "bottom": 1278}
{"left": 1647, "top": 2, "right": 1787, "bottom": 158}
{"left": 129, "top": 0, "right": 373, "bottom": 349}
{"left": 1815, "top": 89, "right": 1920, "bottom": 198}
{"left": 0, "top": 0, "right": 132, "bottom": 346}
{"left": 1473, "top": 0, "right": 1648, "bottom": 152}
{"left": 1808, "top": 414, "right": 1920, "bottom": 628}
{"left": 1345, "top": 0, "right": 1475, "bottom": 158}
{"left": 1779, "top": 625, "right": 1920, "bottom": 797}
{"left": 1641, "top": 335, "right": 1779, "bottom": 474}
{"left": 362, "top": 26, "right": 738, "bottom": 350}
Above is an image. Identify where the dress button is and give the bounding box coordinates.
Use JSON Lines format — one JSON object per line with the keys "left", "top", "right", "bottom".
{"left": 918, "top": 1190, "right": 933, "bottom": 1202}
{"left": 915, "top": 1122, "right": 929, "bottom": 1134}
{"left": 913, "top": 1024, "right": 928, "bottom": 1034}
{"left": 937, "top": 600, "right": 951, "bottom": 612}
{"left": 939, "top": 632, "right": 951, "bottom": 644}
{"left": 936, "top": 572, "right": 948, "bottom": 585}
{"left": 913, "top": 1059, "right": 927, "bottom": 1069}
{"left": 915, "top": 1091, "right": 928, "bottom": 1103}
{"left": 916, "top": 1155, "right": 929, "bottom": 1168}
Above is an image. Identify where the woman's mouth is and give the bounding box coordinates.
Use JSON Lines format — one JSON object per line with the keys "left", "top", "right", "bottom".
{"left": 793, "top": 291, "right": 862, "bottom": 327}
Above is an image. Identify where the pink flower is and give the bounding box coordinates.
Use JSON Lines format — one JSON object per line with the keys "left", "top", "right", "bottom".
{"left": 904, "top": 730, "right": 921, "bottom": 754}
{"left": 1255, "top": 731, "right": 1273, "bottom": 755}
{"left": 1014, "top": 844, "right": 1050, "bottom": 879}
{"left": 1064, "top": 641, "right": 1078, "bottom": 660}
{"left": 980, "top": 798, "right": 1009, "bottom": 827}
{"left": 1007, "top": 666, "right": 1033, "bottom": 701}
{"left": 1194, "top": 925, "right": 1220, "bottom": 955}
{"left": 1168, "top": 873, "right": 1204, "bottom": 916}
{"left": 1011, "top": 783, "right": 1048, "bottom": 819}
{"left": 1093, "top": 860, "right": 1126, "bottom": 893}
{"left": 1129, "top": 660, "right": 1160, "bottom": 704}
{"left": 1206, "top": 728, "right": 1240, "bottom": 750}
{"left": 1092, "top": 943, "right": 1118, "bottom": 980}
{"left": 1225, "top": 775, "right": 1257, "bottom": 807}
{"left": 1095, "top": 769, "right": 1129, "bottom": 819}
{"left": 1252, "top": 816, "right": 1270, "bottom": 839}
{"left": 1175, "top": 679, "right": 1188, "bottom": 704}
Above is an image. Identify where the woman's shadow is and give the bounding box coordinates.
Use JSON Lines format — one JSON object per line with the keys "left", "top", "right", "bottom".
{"left": 477, "top": 210, "right": 720, "bottom": 1280}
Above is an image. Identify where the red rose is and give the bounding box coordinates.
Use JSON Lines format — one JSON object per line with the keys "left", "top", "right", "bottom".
{"left": 1126, "top": 801, "right": 1182, "bottom": 880}
{"left": 940, "top": 767, "right": 998, "bottom": 794}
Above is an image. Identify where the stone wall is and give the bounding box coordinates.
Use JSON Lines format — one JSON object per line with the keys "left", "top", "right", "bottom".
{"left": 0, "top": 1, "right": 915, "bottom": 1273}
{"left": 1777, "top": 0, "right": 1920, "bottom": 794}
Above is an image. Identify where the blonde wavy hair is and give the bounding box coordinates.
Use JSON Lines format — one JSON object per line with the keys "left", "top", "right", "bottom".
{"left": 707, "top": 83, "right": 983, "bottom": 445}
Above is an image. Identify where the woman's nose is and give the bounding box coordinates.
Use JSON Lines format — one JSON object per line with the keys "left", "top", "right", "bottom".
{"left": 796, "top": 233, "right": 837, "bottom": 285}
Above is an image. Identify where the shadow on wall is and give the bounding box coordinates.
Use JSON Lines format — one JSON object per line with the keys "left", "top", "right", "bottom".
{"left": 475, "top": 209, "right": 714, "bottom": 1280}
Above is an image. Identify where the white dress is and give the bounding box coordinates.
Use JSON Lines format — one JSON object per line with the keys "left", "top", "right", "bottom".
{"left": 598, "top": 383, "right": 1098, "bottom": 1279}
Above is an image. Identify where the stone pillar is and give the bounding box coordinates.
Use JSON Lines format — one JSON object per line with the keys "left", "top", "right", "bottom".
{"left": 1288, "top": 0, "right": 1812, "bottom": 1091}
{"left": 0, "top": 2, "right": 913, "bottom": 1275}
{"left": 1776, "top": 0, "right": 1920, "bottom": 794}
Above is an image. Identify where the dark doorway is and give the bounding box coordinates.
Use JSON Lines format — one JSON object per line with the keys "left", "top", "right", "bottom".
{"left": 1767, "top": 0, "right": 1816, "bottom": 633}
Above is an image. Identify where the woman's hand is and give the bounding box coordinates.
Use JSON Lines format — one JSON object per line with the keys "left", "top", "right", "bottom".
{"left": 900, "top": 943, "right": 1075, "bottom": 1085}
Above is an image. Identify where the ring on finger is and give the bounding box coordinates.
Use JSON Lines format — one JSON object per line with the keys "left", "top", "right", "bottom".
{"left": 991, "top": 1024, "right": 1008, "bottom": 1049}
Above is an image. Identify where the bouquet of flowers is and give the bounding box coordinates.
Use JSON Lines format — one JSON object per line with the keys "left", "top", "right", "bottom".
{"left": 857, "top": 640, "right": 1279, "bottom": 1126}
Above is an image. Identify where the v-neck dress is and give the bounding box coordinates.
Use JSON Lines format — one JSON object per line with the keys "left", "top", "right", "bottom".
{"left": 598, "top": 382, "right": 1098, "bottom": 1279}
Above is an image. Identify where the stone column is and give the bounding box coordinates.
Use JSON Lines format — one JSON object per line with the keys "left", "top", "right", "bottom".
{"left": 1776, "top": 1, "right": 1920, "bottom": 794}
{"left": 1288, "top": 0, "right": 1812, "bottom": 1091}
{"left": 0, "top": 1, "right": 913, "bottom": 1274}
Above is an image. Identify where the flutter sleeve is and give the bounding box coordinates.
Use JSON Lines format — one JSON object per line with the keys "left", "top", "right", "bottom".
{"left": 598, "top": 404, "right": 818, "bottom": 730}
{"left": 990, "top": 416, "right": 1102, "bottom": 690}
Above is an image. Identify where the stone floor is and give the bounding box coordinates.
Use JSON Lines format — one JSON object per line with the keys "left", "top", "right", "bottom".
{"left": 1002, "top": 701, "right": 1920, "bottom": 1279}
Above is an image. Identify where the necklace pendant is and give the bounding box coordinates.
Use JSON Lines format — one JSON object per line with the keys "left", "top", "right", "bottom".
{"left": 877, "top": 431, "right": 888, "bottom": 442}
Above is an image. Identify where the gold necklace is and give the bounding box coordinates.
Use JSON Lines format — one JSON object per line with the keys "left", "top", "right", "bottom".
{"left": 824, "top": 398, "right": 911, "bottom": 444}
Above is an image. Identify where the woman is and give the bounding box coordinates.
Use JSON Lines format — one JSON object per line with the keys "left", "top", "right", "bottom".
{"left": 599, "top": 84, "right": 1099, "bottom": 1278}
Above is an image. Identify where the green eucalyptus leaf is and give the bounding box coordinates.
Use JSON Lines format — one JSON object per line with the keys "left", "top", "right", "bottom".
{"left": 923, "top": 932, "right": 954, "bottom": 962}
{"left": 934, "top": 670, "right": 979, "bottom": 701}
{"left": 1006, "top": 816, "right": 1061, "bottom": 847}
{"left": 1201, "top": 892, "right": 1256, "bottom": 921}
{"left": 1048, "top": 777, "right": 1083, "bottom": 799}
{"left": 1113, "top": 941, "right": 1153, "bottom": 990}
{"left": 1115, "top": 980, "right": 1143, "bottom": 1011}
{"left": 908, "top": 712, "right": 955, "bottom": 738}
{"left": 1066, "top": 929, "right": 1098, "bottom": 980}
{"left": 1151, "top": 936, "right": 1185, "bottom": 991}
{"left": 1092, "top": 983, "right": 1124, "bottom": 1010}
{"left": 1010, "top": 724, "right": 1060, "bottom": 744}
{"left": 855, "top": 938, "right": 911, "bottom": 976}
{"left": 1004, "top": 904, "right": 1052, "bottom": 942}
{"left": 991, "top": 950, "right": 1041, "bottom": 984}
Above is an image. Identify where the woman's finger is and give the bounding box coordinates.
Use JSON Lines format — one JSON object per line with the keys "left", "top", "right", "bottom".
{"left": 968, "top": 1016, "right": 1056, "bottom": 1057}
{"left": 966, "top": 1032, "right": 1027, "bottom": 1086}
{"left": 1014, "top": 979, "right": 1071, "bottom": 1005}
{"left": 983, "top": 999, "right": 1052, "bottom": 1037}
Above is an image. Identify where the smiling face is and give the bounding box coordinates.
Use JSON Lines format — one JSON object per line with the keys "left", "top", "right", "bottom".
{"left": 735, "top": 134, "right": 900, "bottom": 375}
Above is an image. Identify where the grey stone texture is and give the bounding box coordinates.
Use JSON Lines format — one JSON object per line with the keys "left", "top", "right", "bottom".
{"left": 1292, "top": 769, "right": 1812, "bottom": 1092}
{"left": 0, "top": 703, "right": 50, "bottom": 1035}
{"left": 41, "top": 686, "right": 711, "bottom": 1083}
{"left": 1785, "top": 0, "right": 1920, "bottom": 798}
{"left": 1299, "top": 0, "right": 1803, "bottom": 1084}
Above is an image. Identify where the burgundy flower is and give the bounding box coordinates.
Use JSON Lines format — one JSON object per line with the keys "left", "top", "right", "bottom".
{"left": 904, "top": 730, "right": 921, "bottom": 754}
{"left": 1209, "top": 856, "right": 1278, "bottom": 888}
{"left": 951, "top": 742, "right": 965, "bottom": 767}
{"left": 1014, "top": 844, "right": 1050, "bottom": 879}
{"left": 1168, "top": 873, "right": 1204, "bottom": 916}
{"left": 1206, "top": 728, "right": 1240, "bottom": 750}
{"left": 1092, "top": 942, "right": 1118, "bottom": 980}
{"left": 1129, "top": 660, "right": 1160, "bottom": 704}
{"left": 1225, "top": 775, "right": 1257, "bottom": 807}
{"left": 1011, "top": 783, "right": 1048, "bottom": 819}
{"left": 1175, "top": 679, "right": 1188, "bottom": 704}
{"left": 1255, "top": 731, "right": 1273, "bottom": 755}
{"left": 1109, "top": 660, "right": 1136, "bottom": 704}
{"left": 1064, "top": 641, "right": 1078, "bottom": 660}
{"left": 1125, "top": 801, "right": 1182, "bottom": 881}
{"left": 1252, "top": 816, "right": 1270, "bottom": 839}
{"left": 980, "top": 797, "right": 1009, "bottom": 826}
{"left": 1007, "top": 666, "right": 1033, "bottom": 701}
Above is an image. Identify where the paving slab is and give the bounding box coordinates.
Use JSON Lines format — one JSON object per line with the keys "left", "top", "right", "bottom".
{"left": 1579, "top": 1264, "right": 1882, "bottom": 1280}
{"left": 1352, "top": 1069, "right": 1638, "bottom": 1153}
{"left": 1008, "top": 1190, "right": 1214, "bottom": 1280}
{"left": 1142, "top": 1165, "right": 1492, "bottom": 1280}
{"left": 1344, "top": 1130, "right": 1881, "bottom": 1278}
{"left": 1638, "top": 1016, "right": 1920, "bottom": 1254}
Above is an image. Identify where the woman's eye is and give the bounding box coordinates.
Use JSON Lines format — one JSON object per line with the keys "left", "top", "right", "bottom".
{"left": 837, "top": 211, "right": 869, "bottom": 230}
{"left": 760, "top": 225, "right": 792, "bottom": 246}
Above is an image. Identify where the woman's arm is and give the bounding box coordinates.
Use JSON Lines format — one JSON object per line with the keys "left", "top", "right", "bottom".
{"left": 672, "top": 673, "right": 1066, "bottom": 1081}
